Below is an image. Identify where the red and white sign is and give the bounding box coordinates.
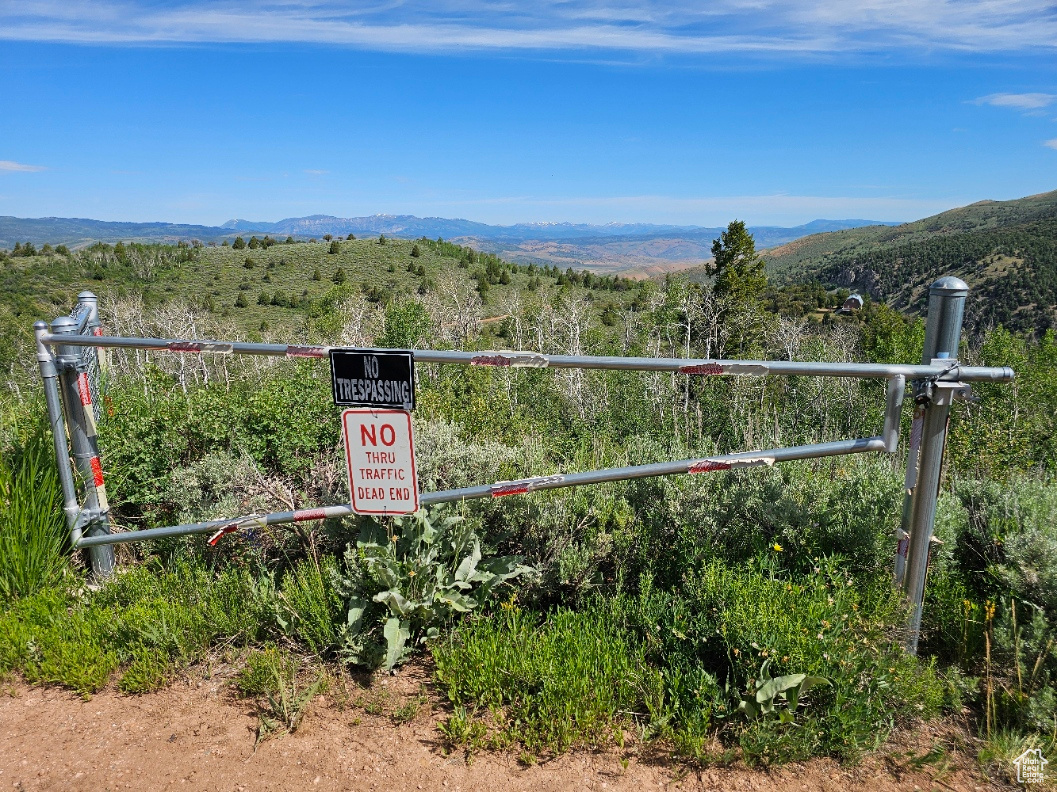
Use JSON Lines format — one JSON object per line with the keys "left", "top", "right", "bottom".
{"left": 341, "top": 409, "right": 419, "bottom": 515}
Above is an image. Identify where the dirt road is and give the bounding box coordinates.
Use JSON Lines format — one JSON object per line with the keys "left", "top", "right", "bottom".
{"left": 0, "top": 669, "right": 1003, "bottom": 791}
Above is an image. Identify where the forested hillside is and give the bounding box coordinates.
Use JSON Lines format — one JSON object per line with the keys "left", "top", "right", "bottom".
{"left": 764, "top": 190, "right": 1057, "bottom": 333}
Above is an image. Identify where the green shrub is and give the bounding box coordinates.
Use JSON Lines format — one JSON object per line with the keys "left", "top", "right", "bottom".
{"left": 608, "top": 456, "right": 903, "bottom": 599}
{"left": 237, "top": 644, "right": 298, "bottom": 697}
{"left": 0, "top": 560, "right": 275, "bottom": 695}
{"left": 334, "top": 508, "right": 533, "bottom": 671}
{"left": 278, "top": 555, "right": 343, "bottom": 656}
{"left": 0, "top": 423, "right": 68, "bottom": 601}
{"left": 434, "top": 606, "right": 664, "bottom": 753}
{"left": 604, "top": 560, "right": 944, "bottom": 763}
{"left": 378, "top": 299, "right": 432, "bottom": 349}
{"left": 236, "top": 643, "right": 322, "bottom": 742}
{"left": 119, "top": 648, "right": 171, "bottom": 693}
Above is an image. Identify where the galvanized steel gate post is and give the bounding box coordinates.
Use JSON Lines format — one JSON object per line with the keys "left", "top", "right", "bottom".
{"left": 33, "top": 321, "right": 83, "bottom": 545}
{"left": 898, "top": 277, "right": 970, "bottom": 654}
{"left": 37, "top": 294, "right": 116, "bottom": 578}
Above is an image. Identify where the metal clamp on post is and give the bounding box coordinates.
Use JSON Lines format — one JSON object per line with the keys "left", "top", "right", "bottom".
{"left": 929, "top": 380, "right": 972, "bottom": 406}
{"left": 913, "top": 379, "right": 933, "bottom": 408}
{"left": 922, "top": 360, "right": 973, "bottom": 406}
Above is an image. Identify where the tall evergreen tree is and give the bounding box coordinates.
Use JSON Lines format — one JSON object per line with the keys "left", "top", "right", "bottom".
{"left": 712, "top": 220, "right": 766, "bottom": 304}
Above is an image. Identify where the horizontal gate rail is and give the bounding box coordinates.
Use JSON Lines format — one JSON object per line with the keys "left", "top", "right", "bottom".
{"left": 39, "top": 331, "right": 1014, "bottom": 382}
{"left": 75, "top": 436, "right": 887, "bottom": 549}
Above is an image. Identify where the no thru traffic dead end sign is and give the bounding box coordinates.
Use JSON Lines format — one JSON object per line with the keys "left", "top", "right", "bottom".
{"left": 341, "top": 408, "right": 419, "bottom": 515}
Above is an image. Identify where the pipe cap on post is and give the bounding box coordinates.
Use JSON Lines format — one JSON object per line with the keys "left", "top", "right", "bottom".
{"left": 929, "top": 276, "right": 969, "bottom": 297}
{"left": 50, "top": 315, "right": 77, "bottom": 334}
{"left": 76, "top": 290, "right": 98, "bottom": 303}
{"left": 50, "top": 316, "right": 80, "bottom": 366}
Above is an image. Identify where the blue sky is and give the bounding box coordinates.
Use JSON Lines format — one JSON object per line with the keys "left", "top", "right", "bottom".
{"left": 1, "top": 1, "right": 1056, "bottom": 227}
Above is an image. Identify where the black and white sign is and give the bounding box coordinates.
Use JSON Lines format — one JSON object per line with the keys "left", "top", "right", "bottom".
{"left": 330, "top": 349, "right": 415, "bottom": 409}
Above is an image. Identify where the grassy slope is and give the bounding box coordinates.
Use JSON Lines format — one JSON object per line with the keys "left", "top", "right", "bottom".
{"left": 0, "top": 237, "right": 639, "bottom": 380}
{"left": 2, "top": 239, "right": 478, "bottom": 332}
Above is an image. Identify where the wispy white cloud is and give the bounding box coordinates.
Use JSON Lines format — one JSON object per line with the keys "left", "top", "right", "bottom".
{"left": 1, "top": 1, "right": 1056, "bottom": 55}
{"left": 304, "top": 169, "right": 329, "bottom": 175}
{"left": 0, "top": 160, "right": 46, "bottom": 172}
{"left": 975, "top": 93, "right": 1057, "bottom": 111}
{"left": 1044, "top": 139, "right": 1057, "bottom": 150}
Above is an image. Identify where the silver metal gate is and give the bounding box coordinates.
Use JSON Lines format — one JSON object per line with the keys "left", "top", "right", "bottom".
{"left": 34, "top": 276, "right": 1013, "bottom": 651}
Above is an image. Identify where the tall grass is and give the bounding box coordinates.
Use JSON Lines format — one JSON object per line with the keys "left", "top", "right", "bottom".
{"left": 0, "top": 425, "right": 68, "bottom": 601}
{"left": 0, "top": 561, "right": 276, "bottom": 695}
{"left": 434, "top": 607, "right": 664, "bottom": 754}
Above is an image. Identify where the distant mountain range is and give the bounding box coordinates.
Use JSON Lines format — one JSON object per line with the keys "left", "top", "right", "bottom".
{"left": 0, "top": 214, "right": 897, "bottom": 275}
{"left": 218, "top": 214, "right": 888, "bottom": 245}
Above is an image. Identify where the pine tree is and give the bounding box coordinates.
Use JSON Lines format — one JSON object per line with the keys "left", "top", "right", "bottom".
{"left": 711, "top": 220, "right": 766, "bottom": 304}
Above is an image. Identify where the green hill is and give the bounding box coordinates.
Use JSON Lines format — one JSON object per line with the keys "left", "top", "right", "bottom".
{"left": 764, "top": 190, "right": 1057, "bottom": 332}
{"left": 0, "top": 235, "right": 643, "bottom": 382}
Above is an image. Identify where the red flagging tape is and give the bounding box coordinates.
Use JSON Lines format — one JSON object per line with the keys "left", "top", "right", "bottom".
{"left": 77, "top": 372, "right": 92, "bottom": 406}
{"left": 293, "top": 508, "right": 328, "bottom": 522}
{"left": 89, "top": 456, "right": 105, "bottom": 487}
{"left": 207, "top": 524, "right": 239, "bottom": 546}
{"left": 286, "top": 345, "right": 328, "bottom": 358}
{"left": 92, "top": 327, "right": 103, "bottom": 337}
{"left": 471, "top": 355, "right": 512, "bottom": 367}
{"left": 168, "top": 341, "right": 203, "bottom": 353}
{"left": 491, "top": 474, "right": 564, "bottom": 497}
{"left": 491, "top": 482, "right": 531, "bottom": 497}
{"left": 168, "top": 341, "right": 233, "bottom": 354}
{"left": 678, "top": 363, "right": 725, "bottom": 376}
{"left": 688, "top": 459, "right": 732, "bottom": 474}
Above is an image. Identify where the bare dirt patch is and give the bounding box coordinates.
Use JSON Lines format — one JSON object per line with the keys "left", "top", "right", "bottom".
{"left": 0, "top": 666, "right": 1007, "bottom": 792}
